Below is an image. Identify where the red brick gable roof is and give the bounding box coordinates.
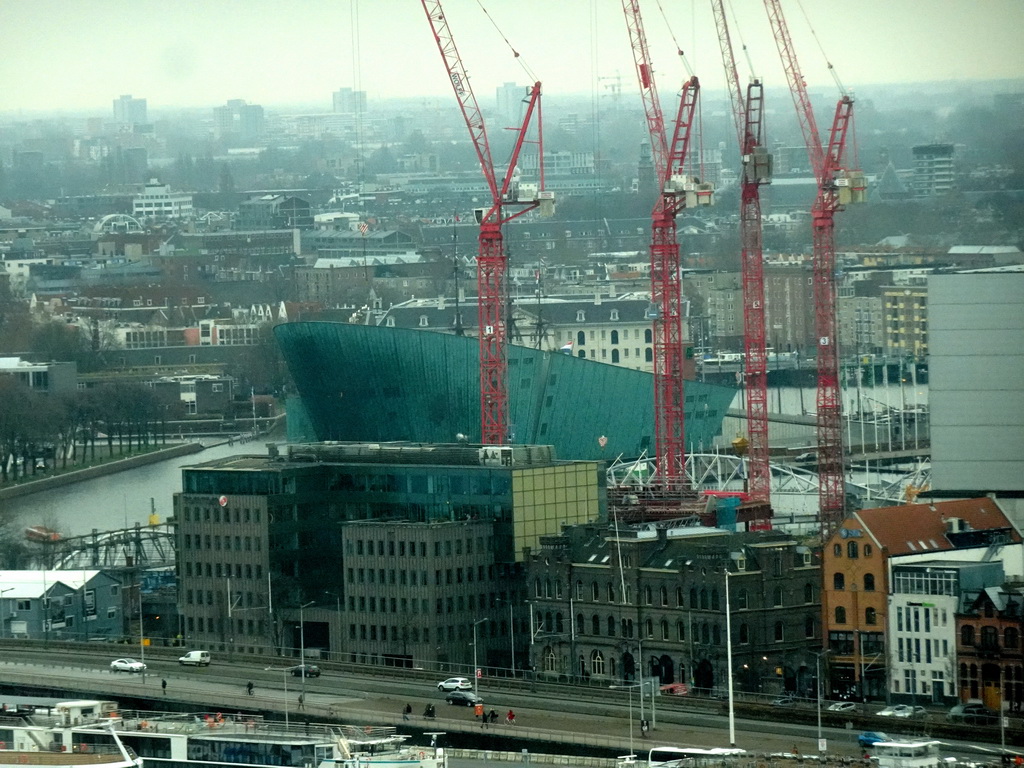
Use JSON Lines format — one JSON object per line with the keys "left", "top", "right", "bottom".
{"left": 852, "top": 497, "right": 1018, "bottom": 556}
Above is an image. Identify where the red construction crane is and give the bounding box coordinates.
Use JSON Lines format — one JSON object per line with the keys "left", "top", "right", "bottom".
{"left": 421, "top": 1, "right": 553, "bottom": 445}
{"left": 711, "top": 1, "right": 773, "bottom": 506}
{"left": 621, "top": 0, "right": 711, "bottom": 490}
{"left": 763, "top": 0, "right": 864, "bottom": 532}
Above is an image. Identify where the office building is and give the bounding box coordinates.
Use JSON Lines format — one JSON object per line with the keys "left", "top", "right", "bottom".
{"left": 113, "top": 94, "right": 147, "bottom": 125}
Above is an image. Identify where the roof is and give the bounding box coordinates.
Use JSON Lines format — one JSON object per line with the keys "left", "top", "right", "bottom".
{"left": 0, "top": 570, "right": 103, "bottom": 598}
{"left": 852, "top": 497, "right": 1019, "bottom": 556}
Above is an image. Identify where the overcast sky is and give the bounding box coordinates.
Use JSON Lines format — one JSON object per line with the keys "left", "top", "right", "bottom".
{"left": 3, "top": 0, "right": 1022, "bottom": 116}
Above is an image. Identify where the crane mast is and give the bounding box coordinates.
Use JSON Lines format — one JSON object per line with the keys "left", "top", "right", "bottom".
{"left": 711, "top": 1, "right": 772, "bottom": 507}
{"left": 421, "top": 0, "right": 551, "bottom": 445}
{"left": 622, "top": 1, "right": 711, "bottom": 490}
{"left": 764, "top": 0, "right": 862, "bottom": 532}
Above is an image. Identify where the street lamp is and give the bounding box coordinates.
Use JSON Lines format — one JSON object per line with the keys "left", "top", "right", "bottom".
{"left": 264, "top": 667, "right": 289, "bottom": 727}
{"left": 472, "top": 618, "right": 489, "bottom": 697}
{"left": 815, "top": 649, "right": 833, "bottom": 755}
{"left": 1, "top": 588, "right": 13, "bottom": 639}
{"left": 298, "top": 601, "right": 314, "bottom": 699}
{"left": 609, "top": 683, "right": 640, "bottom": 759}
{"left": 724, "top": 568, "right": 735, "bottom": 747}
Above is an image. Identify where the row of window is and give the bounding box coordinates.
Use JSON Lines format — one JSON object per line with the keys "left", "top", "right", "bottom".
{"left": 185, "top": 561, "right": 263, "bottom": 580}
{"left": 182, "top": 506, "right": 261, "bottom": 524}
{"left": 570, "top": 327, "right": 646, "bottom": 344}
{"left": 832, "top": 573, "right": 876, "bottom": 591}
{"left": 540, "top": 580, "right": 818, "bottom": 609}
{"left": 185, "top": 615, "right": 266, "bottom": 636}
{"left": 348, "top": 536, "right": 487, "bottom": 558}
{"left": 961, "top": 625, "right": 1021, "bottom": 649}
{"left": 896, "top": 605, "right": 946, "bottom": 632}
{"left": 182, "top": 534, "right": 261, "bottom": 552}
{"left": 539, "top": 612, "right": 816, "bottom": 643}
{"left": 832, "top": 541, "right": 874, "bottom": 558}
{"left": 834, "top": 606, "right": 878, "bottom": 625}
{"left": 897, "top": 636, "right": 949, "bottom": 664}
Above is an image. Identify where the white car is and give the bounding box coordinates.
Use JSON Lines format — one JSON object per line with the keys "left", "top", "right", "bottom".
{"left": 827, "top": 701, "right": 857, "bottom": 712}
{"left": 110, "top": 657, "right": 147, "bottom": 673}
{"left": 877, "top": 704, "right": 926, "bottom": 718}
{"left": 437, "top": 677, "right": 472, "bottom": 692}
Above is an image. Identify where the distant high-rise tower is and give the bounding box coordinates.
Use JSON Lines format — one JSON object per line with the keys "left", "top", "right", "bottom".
{"left": 912, "top": 143, "right": 954, "bottom": 198}
{"left": 113, "top": 94, "right": 147, "bottom": 125}
{"left": 332, "top": 87, "right": 367, "bottom": 114}
{"left": 496, "top": 82, "right": 528, "bottom": 123}
{"left": 214, "top": 99, "right": 265, "bottom": 140}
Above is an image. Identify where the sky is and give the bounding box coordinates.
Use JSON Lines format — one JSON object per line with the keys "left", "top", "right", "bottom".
{"left": 2, "top": 0, "right": 1022, "bottom": 116}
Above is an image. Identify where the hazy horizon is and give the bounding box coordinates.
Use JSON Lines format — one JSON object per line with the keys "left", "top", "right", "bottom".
{"left": 3, "top": 0, "right": 1023, "bottom": 117}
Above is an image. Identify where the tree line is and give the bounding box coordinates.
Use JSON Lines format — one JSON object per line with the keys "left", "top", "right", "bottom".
{"left": 0, "top": 377, "right": 177, "bottom": 485}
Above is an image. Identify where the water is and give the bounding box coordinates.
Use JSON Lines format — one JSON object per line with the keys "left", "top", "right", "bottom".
{"left": 2, "top": 440, "right": 266, "bottom": 539}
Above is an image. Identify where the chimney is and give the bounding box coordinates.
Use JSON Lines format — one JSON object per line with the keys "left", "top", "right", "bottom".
{"left": 594, "top": 292, "right": 602, "bottom": 306}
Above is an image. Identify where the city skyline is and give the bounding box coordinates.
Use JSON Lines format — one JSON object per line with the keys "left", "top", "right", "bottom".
{"left": 2, "top": 0, "right": 1023, "bottom": 116}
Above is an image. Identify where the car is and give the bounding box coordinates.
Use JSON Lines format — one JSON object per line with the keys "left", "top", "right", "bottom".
{"left": 771, "top": 695, "right": 798, "bottom": 707}
{"left": 947, "top": 703, "right": 998, "bottom": 725}
{"left": 827, "top": 701, "right": 857, "bottom": 712}
{"left": 110, "top": 657, "right": 146, "bottom": 673}
{"left": 660, "top": 682, "right": 690, "bottom": 696}
{"left": 178, "top": 650, "right": 211, "bottom": 666}
{"left": 287, "top": 664, "right": 321, "bottom": 678}
{"left": 444, "top": 690, "right": 483, "bottom": 707}
{"left": 858, "top": 732, "right": 890, "bottom": 749}
{"left": 877, "top": 704, "right": 926, "bottom": 718}
{"left": 437, "top": 677, "right": 472, "bottom": 692}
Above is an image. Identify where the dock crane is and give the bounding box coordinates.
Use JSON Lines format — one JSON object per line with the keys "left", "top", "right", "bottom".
{"left": 420, "top": 1, "right": 554, "bottom": 445}
{"left": 621, "top": 0, "right": 713, "bottom": 490}
{"left": 763, "top": 0, "right": 865, "bottom": 531}
{"left": 711, "top": 1, "right": 773, "bottom": 505}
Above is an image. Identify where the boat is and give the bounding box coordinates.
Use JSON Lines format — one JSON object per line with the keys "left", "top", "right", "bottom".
{"left": 24, "top": 526, "right": 61, "bottom": 543}
{"left": 0, "top": 703, "right": 141, "bottom": 768}
{"left": 870, "top": 739, "right": 944, "bottom": 768}
{"left": 5, "top": 700, "right": 447, "bottom": 768}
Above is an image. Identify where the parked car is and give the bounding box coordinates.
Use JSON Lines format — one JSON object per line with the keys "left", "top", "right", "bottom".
{"left": 110, "top": 657, "right": 146, "bottom": 673}
{"left": 660, "top": 682, "right": 689, "bottom": 696}
{"left": 827, "top": 701, "right": 857, "bottom": 712}
{"left": 445, "top": 690, "right": 483, "bottom": 707}
{"left": 877, "top": 704, "right": 926, "bottom": 718}
{"left": 178, "top": 650, "right": 211, "bottom": 666}
{"left": 947, "top": 703, "right": 997, "bottom": 725}
{"left": 437, "top": 677, "right": 472, "bottom": 692}
{"left": 858, "top": 732, "right": 890, "bottom": 749}
{"left": 287, "top": 664, "right": 321, "bottom": 678}
{"left": 771, "top": 695, "right": 798, "bottom": 707}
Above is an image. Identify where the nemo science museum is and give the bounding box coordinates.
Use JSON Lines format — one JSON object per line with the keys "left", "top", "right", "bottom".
{"left": 275, "top": 322, "right": 735, "bottom": 462}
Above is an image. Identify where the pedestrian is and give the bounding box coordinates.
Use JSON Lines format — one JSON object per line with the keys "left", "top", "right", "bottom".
{"left": 505, "top": 709, "right": 516, "bottom": 725}
{"left": 246, "top": 681, "right": 254, "bottom": 697}
{"left": 489, "top": 709, "right": 498, "bottom": 725}
{"left": 161, "top": 679, "right": 167, "bottom": 695}
{"left": 402, "top": 703, "right": 412, "bottom": 721}
{"left": 640, "top": 719, "right": 649, "bottom": 739}
{"left": 297, "top": 693, "right": 304, "bottom": 711}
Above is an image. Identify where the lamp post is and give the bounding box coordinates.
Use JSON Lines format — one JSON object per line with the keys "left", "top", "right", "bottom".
{"left": 298, "top": 601, "right": 314, "bottom": 699}
{"left": 609, "top": 683, "right": 641, "bottom": 759}
{"left": 265, "top": 667, "right": 289, "bottom": 727}
{"left": 472, "top": 618, "right": 489, "bottom": 697}
{"left": 724, "top": 568, "right": 735, "bottom": 747}
{"left": 815, "top": 649, "right": 833, "bottom": 755}
{"left": 1, "top": 588, "right": 13, "bottom": 639}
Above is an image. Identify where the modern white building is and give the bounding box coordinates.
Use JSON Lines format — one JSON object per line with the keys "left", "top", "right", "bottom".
{"left": 132, "top": 178, "right": 193, "bottom": 220}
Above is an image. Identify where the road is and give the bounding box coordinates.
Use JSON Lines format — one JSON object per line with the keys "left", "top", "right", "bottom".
{"left": 0, "top": 646, "right": 1016, "bottom": 764}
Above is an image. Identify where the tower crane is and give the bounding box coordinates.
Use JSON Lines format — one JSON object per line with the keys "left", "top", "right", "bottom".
{"left": 421, "top": 1, "right": 554, "bottom": 445}
{"left": 763, "top": 0, "right": 865, "bottom": 532}
{"left": 621, "top": 0, "right": 713, "bottom": 491}
{"left": 711, "top": 1, "right": 773, "bottom": 506}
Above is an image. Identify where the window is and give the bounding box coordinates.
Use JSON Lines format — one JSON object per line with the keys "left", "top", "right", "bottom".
{"left": 833, "top": 573, "right": 845, "bottom": 590}
{"left": 773, "top": 587, "right": 783, "bottom": 607}
{"left": 805, "top": 616, "right": 815, "bottom": 638}
{"left": 1006, "top": 627, "right": 1020, "bottom": 649}
{"left": 835, "top": 606, "right": 847, "bottom": 624}
{"left": 737, "top": 589, "right": 748, "bottom": 610}
{"left": 864, "top": 573, "right": 875, "bottom": 591}
{"left": 804, "top": 583, "right": 814, "bottom": 603}
{"left": 865, "top": 607, "right": 877, "bottom": 625}
{"left": 961, "top": 625, "right": 975, "bottom": 645}
{"left": 739, "top": 623, "right": 749, "bottom": 643}
{"left": 847, "top": 541, "right": 859, "bottom": 558}
{"left": 591, "top": 650, "right": 605, "bottom": 676}
{"left": 980, "top": 626, "right": 999, "bottom": 649}
{"left": 774, "top": 621, "right": 785, "bottom": 642}
{"left": 833, "top": 543, "right": 842, "bottom": 557}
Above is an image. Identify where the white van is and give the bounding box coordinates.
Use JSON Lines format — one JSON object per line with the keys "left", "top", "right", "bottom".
{"left": 178, "top": 650, "right": 211, "bottom": 666}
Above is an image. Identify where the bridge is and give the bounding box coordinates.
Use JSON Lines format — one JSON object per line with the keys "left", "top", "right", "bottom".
{"left": 35, "top": 522, "right": 176, "bottom": 571}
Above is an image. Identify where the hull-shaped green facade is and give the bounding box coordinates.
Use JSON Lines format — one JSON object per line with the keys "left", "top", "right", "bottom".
{"left": 275, "top": 321, "right": 735, "bottom": 462}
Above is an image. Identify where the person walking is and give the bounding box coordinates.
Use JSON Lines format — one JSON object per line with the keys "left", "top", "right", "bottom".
{"left": 402, "top": 703, "right": 412, "bottom": 721}
{"left": 246, "top": 681, "right": 254, "bottom": 697}
{"left": 161, "top": 679, "right": 167, "bottom": 696}
{"left": 640, "top": 719, "right": 650, "bottom": 739}
{"left": 505, "top": 709, "right": 516, "bottom": 726}
{"left": 297, "top": 693, "right": 304, "bottom": 711}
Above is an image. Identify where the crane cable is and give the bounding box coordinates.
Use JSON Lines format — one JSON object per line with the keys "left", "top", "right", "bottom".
{"left": 795, "top": 0, "right": 847, "bottom": 96}
{"left": 474, "top": 0, "right": 537, "bottom": 83}
{"left": 653, "top": 0, "right": 693, "bottom": 78}
{"left": 725, "top": 0, "right": 757, "bottom": 82}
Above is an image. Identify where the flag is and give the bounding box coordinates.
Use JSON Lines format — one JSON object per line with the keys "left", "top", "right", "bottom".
{"left": 358, "top": 222, "right": 368, "bottom": 234}
{"left": 559, "top": 341, "right": 573, "bottom": 353}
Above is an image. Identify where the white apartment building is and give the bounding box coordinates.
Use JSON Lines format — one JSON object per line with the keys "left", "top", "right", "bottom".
{"left": 133, "top": 179, "right": 193, "bottom": 220}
